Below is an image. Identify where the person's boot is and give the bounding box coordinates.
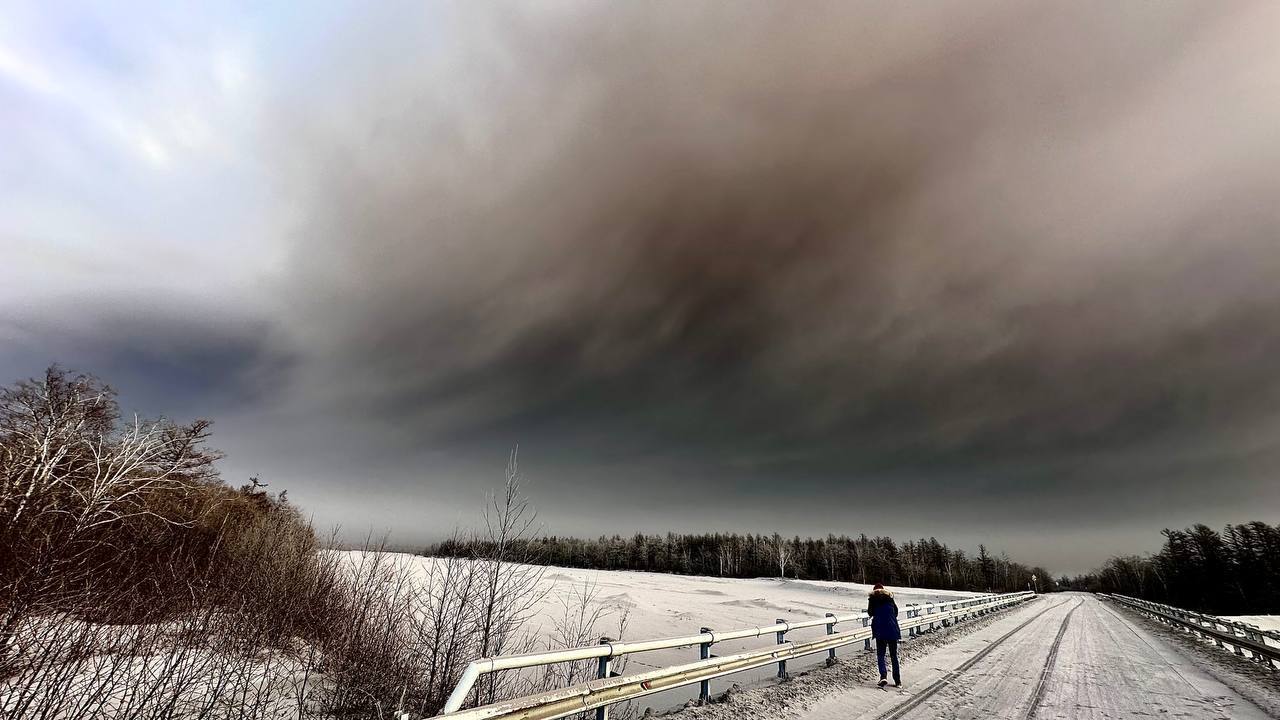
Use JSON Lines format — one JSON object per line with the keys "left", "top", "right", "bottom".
{"left": 877, "top": 678, "right": 888, "bottom": 688}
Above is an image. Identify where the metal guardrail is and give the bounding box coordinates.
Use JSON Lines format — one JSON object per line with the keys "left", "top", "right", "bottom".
{"left": 439, "top": 590, "right": 1035, "bottom": 719}
{"left": 1103, "top": 594, "right": 1279, "bottom": 669}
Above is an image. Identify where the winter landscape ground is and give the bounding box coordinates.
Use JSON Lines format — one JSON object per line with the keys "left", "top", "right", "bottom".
{"left": 7, "top": 553, "right": 1280, "bottom": 720}
{"left": 357, "top": 561, "right": 1280, "bottom": 719}
{"left": 0, "top": 551, "right": 980, "bottom": 720}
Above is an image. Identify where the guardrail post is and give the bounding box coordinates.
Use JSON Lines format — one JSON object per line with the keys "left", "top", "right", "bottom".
{"left": 825, "top": 613, "right": 837, "bottom": 665}
{"left": 596, "top": 639, "right": 613, "bottom": 720}
{"left": 699, "top": 628, "right": 713, "bottom": 703}
{"left": 775, "top": 619, "right": 788, "bottom": 678}
{"left": 863, "top": 616, "right": 872, "bottom": 651}
{"left": 908, "top": 605, "right": 917, "bottom": 638}
{"left": 1246, "top": 627, "right": 1264, "bottom": 662}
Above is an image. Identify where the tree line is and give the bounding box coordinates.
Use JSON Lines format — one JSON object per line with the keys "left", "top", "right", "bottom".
{"left": 1059, "top": 521, "right": 1280, "bottom": 614}
{"left": 428, "top": 531, "right": 1052, "bottom": 594}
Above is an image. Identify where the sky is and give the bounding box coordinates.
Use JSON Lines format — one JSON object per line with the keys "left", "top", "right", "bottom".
{"left": 3, "top": 1, "right": 1280, "bottom": 575}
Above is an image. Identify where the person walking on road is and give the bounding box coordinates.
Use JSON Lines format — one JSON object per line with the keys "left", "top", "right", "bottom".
{"left": 868, "top": 583, "right": 901, "bottom": 688}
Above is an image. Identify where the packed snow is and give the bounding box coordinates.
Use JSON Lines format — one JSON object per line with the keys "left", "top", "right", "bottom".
{"left": 669, "top": 594, "right": 1280, "bottom": 720}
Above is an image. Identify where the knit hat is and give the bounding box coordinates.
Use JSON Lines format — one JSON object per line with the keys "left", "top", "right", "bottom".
{"left": 873, "top": 583, "right": 884, "bottom": 590}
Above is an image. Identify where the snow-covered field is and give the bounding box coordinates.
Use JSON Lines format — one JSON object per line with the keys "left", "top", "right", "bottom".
{"left": 1223, "top": 615, "right": 1280, "bottom": 650}
{"left": 371, "top": 552, "right": 979, "bottom": 653}
{"left": 1223, "top": 615, "right": 1280, "bottom": 633}
{"left": 514, "top": 563, "right": 977, "bottom": 644}
{"left": 384, "top": 553, "right": 979, "bottom": 656}
{"left": 388, "top": 554, "right": 981, "bottom": 710}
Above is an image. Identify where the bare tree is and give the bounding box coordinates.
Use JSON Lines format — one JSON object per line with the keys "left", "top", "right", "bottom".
{"left": 534, "top": 577, "right": 636, "bottom": 720}
{"left": 472, "top": 447, "right": 548, "bottom": 705}
{"left": 1, "top": 367, "right": 221, "bottom": 657}
{"left": 770, "top": 533, "right": 792, "bottom": 579}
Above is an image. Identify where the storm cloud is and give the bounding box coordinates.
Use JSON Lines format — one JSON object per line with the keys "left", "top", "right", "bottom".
{"left": 6, "top": 1, "right": 1280, "bottom": 572}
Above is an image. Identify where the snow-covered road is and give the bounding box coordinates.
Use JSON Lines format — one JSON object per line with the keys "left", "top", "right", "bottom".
{"left": 798, "top": 593, "right": 1272, "bottom": 720}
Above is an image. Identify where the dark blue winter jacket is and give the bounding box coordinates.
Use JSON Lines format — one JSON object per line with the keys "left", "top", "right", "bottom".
{"left": 867, "top": 589, "right": 901, "bottom": 641}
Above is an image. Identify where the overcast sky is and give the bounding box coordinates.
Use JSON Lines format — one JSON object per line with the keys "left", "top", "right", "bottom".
{"left": 4, "top": 1, "right": 1280, "bottom": 575}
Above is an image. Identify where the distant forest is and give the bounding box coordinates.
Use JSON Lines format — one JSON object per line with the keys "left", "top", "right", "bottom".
{"left": 427, "top": 532, "right": 1052, "bottom": 594}
{"left": 1061, "top": 521, "right": 1280, "bottom": 615}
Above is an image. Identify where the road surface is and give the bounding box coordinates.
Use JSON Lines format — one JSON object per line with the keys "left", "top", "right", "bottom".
{"left": 798, "top": 593, "right": 1272, "bottom": 720}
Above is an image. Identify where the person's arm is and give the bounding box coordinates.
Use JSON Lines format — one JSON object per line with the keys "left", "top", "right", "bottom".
{"left": 867, "top": 598, "right": 874, "bottom": 615}
{"left": 892, "top": 600, "right": 899, "bottom": 617}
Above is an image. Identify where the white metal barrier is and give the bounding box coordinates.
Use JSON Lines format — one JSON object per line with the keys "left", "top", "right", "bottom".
{"left": 439, "top": 590, "right": 1035, "bottom": 719}
{"left": 1103, "top": 593, "right": 1279, "bottom": 668}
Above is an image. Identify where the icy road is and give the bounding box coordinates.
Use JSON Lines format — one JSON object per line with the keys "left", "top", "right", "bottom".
{"left": 796, "top": 593, "right": 1272, "bottom": 720}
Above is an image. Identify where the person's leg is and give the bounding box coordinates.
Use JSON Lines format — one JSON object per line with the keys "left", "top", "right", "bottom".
{"left": 889, "top": 639, "right": 900, "bottom": 685}
{"left": 876, "top": 638, "right": 887, "bottom": 680}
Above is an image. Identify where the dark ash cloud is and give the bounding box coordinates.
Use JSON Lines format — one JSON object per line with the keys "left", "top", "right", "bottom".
{"left": 273, "top": 2, "right": 1280, "bottom": 448}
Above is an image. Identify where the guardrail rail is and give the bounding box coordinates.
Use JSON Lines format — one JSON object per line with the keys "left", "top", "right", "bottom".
{"left": 1103, "top": 593, "right": 1279, "bottom": 669}
{"left": 439, "top": 589, "right": 1036, "bottom": 719}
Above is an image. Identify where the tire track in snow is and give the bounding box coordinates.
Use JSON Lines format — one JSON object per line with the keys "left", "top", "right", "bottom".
{"left": 1024, "top": 599, "right": 1083, "bottom": 719}
{"left": 872, "top": 597, "right": 1072, "bottom": 720}
{"left": 1093, "top": 597, "right": 1203, "bottom": 695}
{"left": 1097, "top": 597, "right": 1278, "bottom": 718}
